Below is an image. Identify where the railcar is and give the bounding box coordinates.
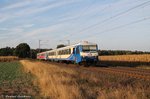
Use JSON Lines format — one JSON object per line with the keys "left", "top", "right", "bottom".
{"left": 37, "top": 52, "right": 47, "bottom": 60}
{"left": 37, "top": 41, "right": 99, "bottom": 65}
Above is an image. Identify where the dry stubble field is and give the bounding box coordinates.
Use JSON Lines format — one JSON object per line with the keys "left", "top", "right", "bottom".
{"left": 20, "top": 60, "right": 150, "bottom": 99}
{"left": 0, "top": 56, "right": 18, "bottom": 62}
{"left": 99, "top": 54, "right": 150, "bottom": 68}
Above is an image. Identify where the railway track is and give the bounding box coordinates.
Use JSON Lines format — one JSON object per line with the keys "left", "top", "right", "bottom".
{"left": 40, "top": 60, "right": 150, "bottom": 81}
{"left": 111, "top": 67, "right": 150, "bottom": 73}
{"left": 84, "top": 67, "right": 150, "bottom": 81}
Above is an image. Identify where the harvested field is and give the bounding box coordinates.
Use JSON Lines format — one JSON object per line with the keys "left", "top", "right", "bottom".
{"left": 21, "top": 60, "right": 150, "bottom": 99}
{"left": 99, "top": 54, "right": 150, "bottom": 66}
{"left": 0, "top": 56, "right": 18, "bottom": 62}
{"left": 100, "top": 54, "right": 150, "bottom": 62}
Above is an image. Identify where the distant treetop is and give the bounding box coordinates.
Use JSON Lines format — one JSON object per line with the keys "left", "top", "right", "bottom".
{"left": 57, "top": 44, "right": 66, "bottom": 49}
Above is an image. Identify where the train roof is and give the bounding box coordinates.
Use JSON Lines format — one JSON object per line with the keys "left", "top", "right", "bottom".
{"left": 37, "top": 51, "right": 47, "bottom": 54}
{"left": 74, "top": 41, "right": 97, "bottom": 46}
{"left": 38, "top": 41, "right": 97, "bottom": 54}
{"left": 55, "top": 41, "right": 97, "bottom": 50}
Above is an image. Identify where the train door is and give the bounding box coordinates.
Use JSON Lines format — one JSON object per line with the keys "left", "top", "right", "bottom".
{"left": 74, "top": 46, "right": 81, "bottom": 63}
{"left": 45, "top": 52, "right": 48, "bottom": 60}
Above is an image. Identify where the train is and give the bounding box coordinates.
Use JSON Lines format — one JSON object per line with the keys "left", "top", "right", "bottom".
{"left": 37, "top": 41, "right": 99, "bottom": 65}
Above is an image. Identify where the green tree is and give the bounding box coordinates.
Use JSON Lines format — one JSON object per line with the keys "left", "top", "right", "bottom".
{"left": 15, "top": 43, "right": 30, "bottom": 58}
{"left": 30, "top": 49, "right": 38, "bottom": 59}
{"left": 0, "top": 47, "right": 15, "bottom": 56}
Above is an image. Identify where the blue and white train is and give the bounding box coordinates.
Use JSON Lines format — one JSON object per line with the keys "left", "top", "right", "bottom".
{"left": 37, "top": 41, "right": 99, "bottom": 65}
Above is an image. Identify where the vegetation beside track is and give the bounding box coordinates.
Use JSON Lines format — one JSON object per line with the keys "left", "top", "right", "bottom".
{"left": 0, "top": 61, "right": 39, "bottom": 98}
{"left": 21, "top": 60, "right": 150, "bottom": 99}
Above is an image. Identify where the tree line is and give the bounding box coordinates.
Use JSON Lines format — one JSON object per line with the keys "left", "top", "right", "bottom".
{"left": 0, "top": 43, "right": 52, "bottom": 59}
{"left": 0, "top": 43, "right": 149, "bottom": 58}
{"left": 98, "top": 50, "right": 150, "bottom": 56}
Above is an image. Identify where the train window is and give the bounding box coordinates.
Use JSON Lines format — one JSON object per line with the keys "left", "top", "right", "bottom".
{"left": 63, "top": 49, "right": 67, "bottom": 55}
{"left": 67, "top": 49, "right": 69, "bottom": 54}
{"left": 58, "top": 49, "right": 71, "bottom": 55}
{"left": 69, "top": 49, "right": 71, "bottom": 54}
{"left": 48, "top": 52, "right": 56, "bottom": 56}
{"left": 58, "top": 51, "right": 61, "bottom": 55}
{"left": 63, "top": 50, "right": 65, "bottom": 54}
{"left": 60, "top": 51, "right": 61, "bottom": 55}
{"left": 76, "top": 47, "right": 80, "bottom": 54}
{"left": 66, "top": 49, "right": 68, "bottom": 54}
{"left": 61, "top": 50, "right": 62, "bottom": 55}
{"left": 66, "top": 49, "right": 67, "bottom": 54}
{"left": 82, "top": 45, "right": 97, "bottom": 51}
{"left": 64, "top": 50, "right": 66, "bottom": 54}
{"left": 64, "top": 50, "right": 66, "bottom": 55}
{"left": 68, "top": 49, "right": 70, "bottom": 54}
{"left": 65, "top": 50, "right": 67, "bottom": 54}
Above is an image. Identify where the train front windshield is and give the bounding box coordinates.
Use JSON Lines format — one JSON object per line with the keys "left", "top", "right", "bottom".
{"left": 82, "top": 45, "right": 97, "bottom": 52}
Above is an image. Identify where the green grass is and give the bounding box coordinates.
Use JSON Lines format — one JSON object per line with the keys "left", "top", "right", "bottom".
{"left": 0, "top": 62, "right": 39, "bottom": 98}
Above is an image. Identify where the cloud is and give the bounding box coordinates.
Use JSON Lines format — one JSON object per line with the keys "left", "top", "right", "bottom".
{"left": 61, "top": 0, "right": 149, "bottom": 40}
{"left": 11, "top": 28, "right": 24, "bottom": 33}
{"left": 18, "top": 22, "right": 74, "bottom": 46}
{"left": 20, "top": 24, "right": 34, "bottom": 28}
{"left": 0, "top": 28, "right": 8, "bottom": 31}
{"left": 16, "top": 0, "right": 79, "bottom": 16}
{"left": 1, "top": 1, "right": 30, "bottom": 10}
{"left": 0, "top": 0, "right": 80, "bottom": 23}
{"left": 25, "top": 23, "right": 65, "bottom": 37}
{"left": 0, "top": 15, "right": 10, "bottom": 23}
{"left": 0, "top": 27, "right": 24, "bottom": 33}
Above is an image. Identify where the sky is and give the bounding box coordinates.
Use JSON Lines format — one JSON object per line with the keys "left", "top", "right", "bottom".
{"left": 0, "top": 0, "right": 150, "bottom": 51}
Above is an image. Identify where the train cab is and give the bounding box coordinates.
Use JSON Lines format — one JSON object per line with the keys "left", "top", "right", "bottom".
{"left": 73, "top": 41, "right": 99, "bottom": 64}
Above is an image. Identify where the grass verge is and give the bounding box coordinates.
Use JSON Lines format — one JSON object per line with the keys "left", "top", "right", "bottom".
{"left": 21, "top": 60, "right": 150, "bottom": 99}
